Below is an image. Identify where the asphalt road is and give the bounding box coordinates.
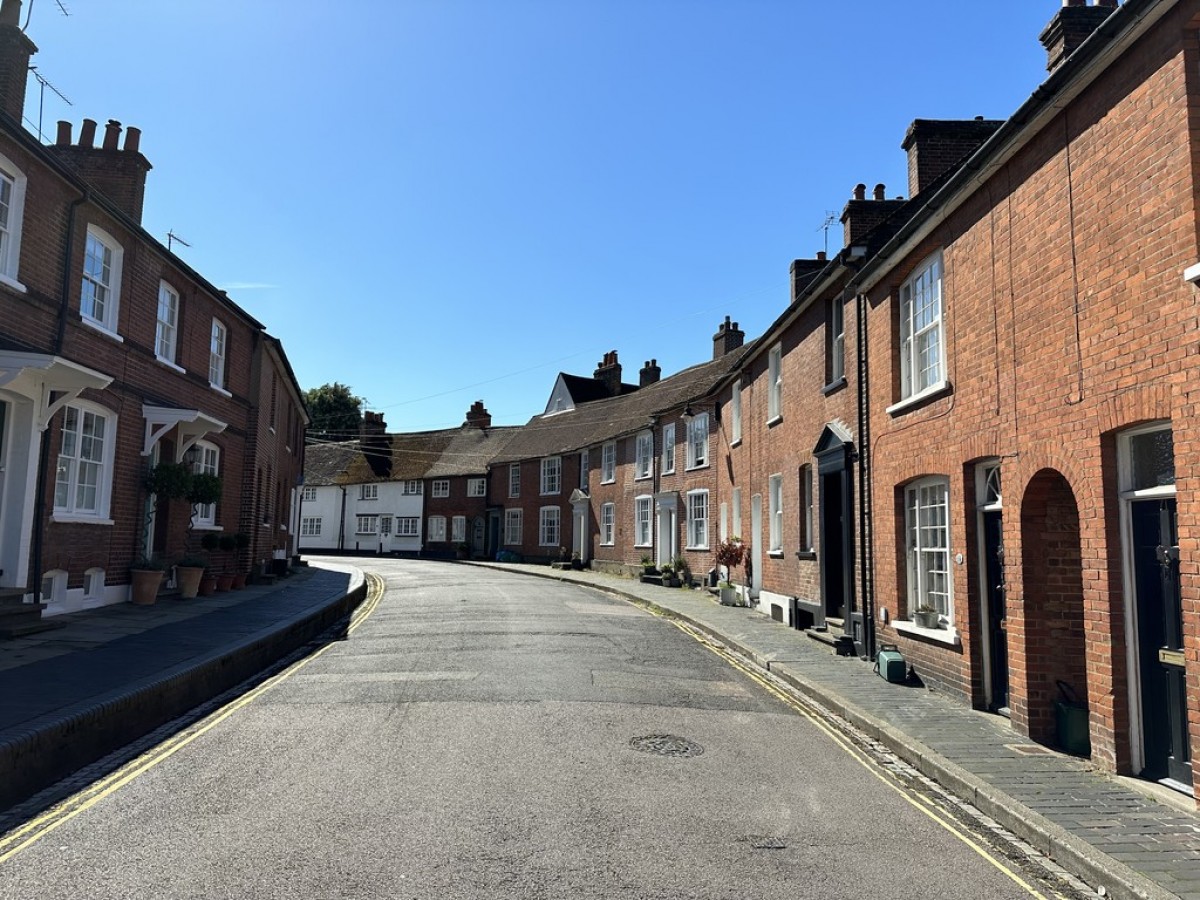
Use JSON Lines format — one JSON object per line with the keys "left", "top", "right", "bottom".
{"left": 0, "top": 560, "right": 1053, "bottom": 898}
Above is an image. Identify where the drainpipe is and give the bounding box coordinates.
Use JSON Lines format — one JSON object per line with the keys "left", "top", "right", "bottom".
{"left": 28, "top": 190, "right": 88, "bottom": 605}
{"left": 338, "top": 485, "right": 347, "bottom": 551}
{"left": 856, "top": 288, "right": 875, "bottom": 660}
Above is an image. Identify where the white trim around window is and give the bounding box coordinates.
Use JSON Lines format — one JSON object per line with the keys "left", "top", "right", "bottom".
{"left": 635, "top": 495, "right": 653, "bottom": 547}
{"left": 209, "top": 318, "right": 228, "bottom": 390}
{"left": 0, "top": 153, "right": 28, "bottom": 290}
{"left": 600, "top": 502, "right": 615, "bottom": 545}
{"left": 509, "top": 463, "right": 521, "bottom": 498}
{"left": 504, "top": 508, "right": 523, "bottom": 545}
{"left": 601, "top": 441, "right": 616, "bottom": 483}
{"left": 156, "top": 281, "right": 180, "bottom": 366}
{"left": 731, "top": 383, "right": 743, "bottom": 445}
{"left": 81, "top": 224, "right": 124, "bottom": 338}
{"left": 427, "top": 515, "right": 447, "bottom": 542}
{"left": 686, "top": 412, "right": 709, "bottom": 470}
{"left": 355, "top": 514, "right": 378, "bottom": 535}
{"left": 767, "top": 343, "right": 782, "bottom": 423}
{"left": 661, "top": 423, "right": 675, "bottom": 474}
{"left": 468, "top": 477, "right": 486, "bottom": 497}
{"left": 301, "top": 516, "right": 321, "bottom": 537}
{"left": 301, "top": 486, "right": 317, "bottom": 502}
{"left": 686, "top": 489, "right": 709, "bottom": 550}
{"left": 904, "top": 476, "right": 952, "bottom": 625}
{"left": 190, "top": 440, "right": 221, "bottom": 528}
{"left": 431, "top": 479, "right": 450, "bottom": 498}
{"left": 397, "top": 516, "right": 420, "bottom": 537}
{"left": 899, "top": 250, "right": 945, "bottom": 402}
{"left": 402, "top": 480, "right": 422, "bottom": 495}
{"left": 52, "top": 401, "right": 117, "bottom": 522}
{"left": 359, "top": 483, "right": 378, "bottom": 501}
{"left": 538, "top": 506, "right": 561, "bottom": 546}
{"left": 540, "top": 456, "right": 561, "bottom": 495}
{"left": 635, "top": 430, "right": 653, "bottom": 480}
{"left": 451, "top": 515, "right": 466, "bottom": 543}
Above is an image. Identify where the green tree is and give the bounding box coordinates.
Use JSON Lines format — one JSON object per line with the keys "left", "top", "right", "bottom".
{"left": 304, "top": 382, "right": 366, "bottom": 442}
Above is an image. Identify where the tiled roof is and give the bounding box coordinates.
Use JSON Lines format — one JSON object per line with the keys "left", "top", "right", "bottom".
{"left": 493, "top": 345, "right": 753, "bottom": 464}
{"left": 303, "top": 441, "right": 367, "bottom": 486}
{"left": 425, "top": 425, "right": 521, "bottom": 478}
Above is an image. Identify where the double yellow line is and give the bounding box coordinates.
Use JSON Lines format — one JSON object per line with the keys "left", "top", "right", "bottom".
{"left": 674, "top": 619, "right": 1065, "bottom": 900}
{"left": 0, "top": 573, "right": 385, "bottom": 866}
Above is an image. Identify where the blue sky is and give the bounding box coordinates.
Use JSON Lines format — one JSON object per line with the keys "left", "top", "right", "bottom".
{"left": 22, "top": 1, "right": 1055, "bottom": 432}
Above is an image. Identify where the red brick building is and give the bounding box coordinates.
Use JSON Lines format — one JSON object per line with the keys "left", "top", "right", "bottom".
{"left": 0, "top": 0, "right": 307, "bottom": 629}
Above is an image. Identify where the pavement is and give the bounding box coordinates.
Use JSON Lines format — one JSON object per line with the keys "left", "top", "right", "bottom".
{"left": 0, "top": 562, "right": 366, "bottom": 814}
{"left": 466, "top": 561, "right": 1200, "bottom": 900}
{"left": 2, "top": 556, "right": 1198, "bottom": 900}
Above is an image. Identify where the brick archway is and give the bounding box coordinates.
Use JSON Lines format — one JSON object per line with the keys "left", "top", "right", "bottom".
{"left": 1013, "top": 468, "right": 1088, "bottom": 749}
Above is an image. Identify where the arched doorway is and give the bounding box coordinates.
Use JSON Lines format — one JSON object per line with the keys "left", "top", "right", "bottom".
{"left": 1018, "top": 469, "right": 1088, "bottom": 750}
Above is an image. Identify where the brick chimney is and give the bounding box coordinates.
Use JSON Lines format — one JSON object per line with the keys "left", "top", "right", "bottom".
{"left": 360, "top": 411, "right": 391, "bottom": 478}
{"left": 0, "top": 0, "right": 35, "bottom": 124}
{"left": 841, "top": 183, "right": 906, "bottom": 248}
{"left": 1040, "top": 0, "right": 1118, "bottom": 73}
{"left": 593, "top": 350, "right": 623, "bottom": 396}
{"left": 48, "top": 118, "right": 153, "bottom": 224}
{"left": 464, "top": 400, "right": 492, "bottom": 429}
{"left": 713, "top": 316, "right": 745, "bottom": 359}
{"left": 790, "top": 253, "right": 828, "bottom": 303}
{"left": 902, "top": 118, "right": 1004, "bottom": 198}
{"left": 639, "top": 359, "right": 661, "bottom": 387}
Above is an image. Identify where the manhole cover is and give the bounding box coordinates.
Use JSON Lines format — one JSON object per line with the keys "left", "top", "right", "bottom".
{"left": 629, "top": 734, "right": 705, "bottom": 758}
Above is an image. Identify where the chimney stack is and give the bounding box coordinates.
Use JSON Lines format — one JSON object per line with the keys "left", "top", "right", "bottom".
{"left": 1040, "top": 0, "right": 1118, "bottom": 73}
{"left": 713, "top": 316, "right": 745, "bottom": 359}
{"left": 790, "top": 256, "right": 829, "bottom": 303}
{"left": 639, "top": 359, "right": 661, "bottom": 387}
{"left": 593, "top": 350, "right": 623, "bottom": 397}
{"left": 360, "top": 411, "right": 391, "bottom": 478}
{"left": 0, "top": 0, "right": 36, "bottom": 124}
{"left": 902, "top": 118, "right": 1004, "bottom": 198}
{"left": 48, "top": 117, "right": 153, "bottom": 224}
{"left": 841, "top": 183, "right": 906, "bottom": 247}
{"left": 465, "top": 400, "right": 492, "bottom": 429}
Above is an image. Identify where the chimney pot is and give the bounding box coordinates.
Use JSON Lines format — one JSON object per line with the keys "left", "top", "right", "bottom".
{"left": 639, "top": 358, "right": 662, "bottom": 387}
{"left": 123, "top": 125, "right": 141, "bottom": 154}
{"left": 102, "top": 119, "right": 121, "bottom": 151}
{"left": 0, "top": 0, "right": 19, "bottom": 27}
{"left": 853, "top": 183, "right": 866, "bottom": 201}
{"left": 873, "top": 183, "right": 886, "bottom": 201}
{"left": 816, "top": 250, "right": 827, "bottom": 261}
{"left": 713, "top": 316, "right": 745, "bottom": 359}
{"left": 78, "top": 118, "right": 97, "bottom": 148}
{"left": 55, "top": 120, "right": 71, "bottom": 146}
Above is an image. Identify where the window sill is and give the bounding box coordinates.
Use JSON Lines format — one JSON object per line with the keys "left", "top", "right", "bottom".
{"left": 685, "top": 544, "right": 710, "bottom": 551}
{"left": 634, "top": 475, "right": 653, "bottom": 482}
{"left": 661, "top": 468, "right": 675, "bottom": 476}
{"left": 634, "top": 542, "right": 652, "bottom": 549}
{"left": 0, "top": 272, "right": 28, "bottom": 293}
{"left": 600, "top": 542, "right": 615, "bottom": 547}
{"left": 795, "top": 550, "right": 816, "bottom": 560}
{"left": 768, "top": 550, "right": 785, "bottom": 559}
{"left": 822, "top": 377, "right": 847, "bottom": 396}
{"left": 886, "top": 380, "right": 951, "bottom": 416}
{"left": 766, "top": 415, "right": 782, "bottom": 428}
{"left": 210, "top": 383, "right": 232, "bottom": 398}
{"left": 81, "top": 318, "right": 124, "bottom": 343}
{"left": 684, "top": 463, "right": 710, "bottom": 472}
{"left": 730, "top": 438, "right": 742, "bottom": 449}
{"left": 50, "top": 514, "right": 114, "bottom": 526}
{"left": 192, "top": 524, "right": 223, "bottom": 532}
{"left": 893, "top": 618, "right": 961, "bottom": 646}
{"left": 155, "top": 356, "right": 185, "bottom": 375}
{"left": 601, "top": 478, "right": 615, "bottom": 485}
{"left": 539, "top": 492, "right": 561, "bottom": 497}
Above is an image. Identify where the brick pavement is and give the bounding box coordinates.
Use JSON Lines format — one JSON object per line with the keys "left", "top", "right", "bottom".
{"left": 471, "top": 561, "right": 1200, "bottom": 900}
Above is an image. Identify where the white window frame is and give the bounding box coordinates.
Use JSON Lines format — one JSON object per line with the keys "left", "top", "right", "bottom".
{"left": 431, "top": 479, "right": 450, "bottom": 498}
{"left": 904, "top": 476, "right": 952, "bottom": 624}
{"left": 468, "top": 477, "right": 486, "bottom": 497}
{"left": 798, "top": 465, "right": 813, "bottom": 553}
{"left": 356, "top": 514, "right": 378, "bottom": 535}
{"left": 81, "top": 225, "right": 123, "bottom": 337}
{"left": 601, "top": 441, "right": 616, "bottom": 483}
{"left": 731, "top": 383, "right": 743, "bottom": 444}
{"left": 53, "top": 401, "right": 116, "bottom": 521}
{"left": 380, "top": 515, "right": 392, "bottom": 535}
{"left": 600, "top": 502, "right": 615, "bottom": 546}
{"left": 402, "top": 480, "right": 422, "bottom": 495}
{"left": 209, "top": 318, "right": 227, "bottom": 390}
{"left": 686, "top": 490, "right": 709, "bottom": 550}
{"left": 451, "top": 515, "right": 466, "bottom": 543}
{"left": 661, "top": 424, "right": 675, "bottom": 474}
{"left": 686, "top": 412, "right": 709, "bottom": 470}
{"left": 504, "top": 508, "right": 523, "bottom": 545}
{"left": 397, "top": 516, "right": 420, "bottom": 537}
{"left": 540, "top": 456, "right": 561, "bottom": 495}
{"left": 427, "top": 515, "right": 447, "bottom": 542}
{"left": 768, "top": 344, "right": 782, "bottom": 422}
{"left": 509, "top": 464, "right": 521, "bottom": 498}
{"left": 635, "top": 431, "right": 653, "bottom": 480}
{"left": 191, "top": 440, "right": 220, "bottom": 528}
{"left": 899, "top": 251, "right": 945, "bottom": 401}
{"left": 302, "top": 486, "right": 317, "bottom": 502}
{"left": 579, "top": 449, "right": 589, "bottom": 489}
{"left": 301, "top": 516, "right": 322, "bottom": 537}
{"left": 539, "top": 506, "right": 560, "bottom": 547}
{"left": 829, "top": 297, "right": 845, "bottom": 384}
{"left": 156, "top": 281, "right": 180, "bottom": 366}
{"left": 768, "top": 473, "right": 783, "bottom": 554}
{"left": 634, "top": 495, "right": 653, "bottom": 547}
{"left": 0, "top": 153, "right": 28, "bottom": 288}
{"left": 359, "top": 483, "right": 378, "bottom": 501}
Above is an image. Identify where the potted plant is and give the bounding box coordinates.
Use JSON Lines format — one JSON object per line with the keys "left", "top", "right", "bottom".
{"left": 231, "top": 532, "right": 251, "bottom": 588}
{"left": 129, "top": 556, "right": 165, "bottom": 606}
{"left": 570, "top": 551, "right": 583, "bottom": 571}
{"left": 719, "top": 580, "right": 741, "bottom": 606}
{"left": 175, "top": 555, "right": 207, "bottom": 598}
{"left": 640, "top": 554, "right": 657, "bottom": 576}
{"left": 143, "top": 461, "right": 192, "bottom": 501}
{"left": 914, "top": 605, "right": 940, "bottom": 629}
{"left": 673, "top": 555, "right": 692, "bottom": 587}
{"left": 215, "top": 534, "right": 238, "bottom": 590}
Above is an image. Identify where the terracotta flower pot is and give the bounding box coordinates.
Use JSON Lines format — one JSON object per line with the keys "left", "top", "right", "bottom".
{"left": 216, "top": 573, "right": 235, "bottom": 592}
{"left": 176, "top": 565, "right": 205, "bottom": 599}
{"left": 129, "top": 569, "right": 163, "bottom": 606}
{"left": 231, "top": 573, "right": 248, "bottom": 590}
{"left": 198, "top": 573, "right": 218, "bottom": 596}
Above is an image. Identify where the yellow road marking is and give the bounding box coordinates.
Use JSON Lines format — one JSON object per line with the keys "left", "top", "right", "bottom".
{"left": 0, "top": 573, "right": 385, "bottom": 866}
{"left": 677, "top": 622, "right": 1063, "bottom": 900}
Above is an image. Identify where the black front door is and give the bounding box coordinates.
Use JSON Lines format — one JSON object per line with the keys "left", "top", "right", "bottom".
{"left": 1131, "top": 499, "right": 1192, "bottom": 786}
{"left": 819, "top": 470, "right": 847, "bottom": 621}
{"left": 982, "top": 510, "right": 1009, "bottom": 714}
{"left": 816, "top": 438, "right": 857, "bottom": 653}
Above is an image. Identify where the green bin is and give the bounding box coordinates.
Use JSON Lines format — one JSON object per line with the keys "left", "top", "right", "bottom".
{"left": 1055, "top": 681, "right": 1091, "bottom": 757}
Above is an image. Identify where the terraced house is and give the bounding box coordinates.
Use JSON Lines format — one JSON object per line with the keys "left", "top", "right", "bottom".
{"left": 0, "top": 0, "right": 307, "bottom": 633}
